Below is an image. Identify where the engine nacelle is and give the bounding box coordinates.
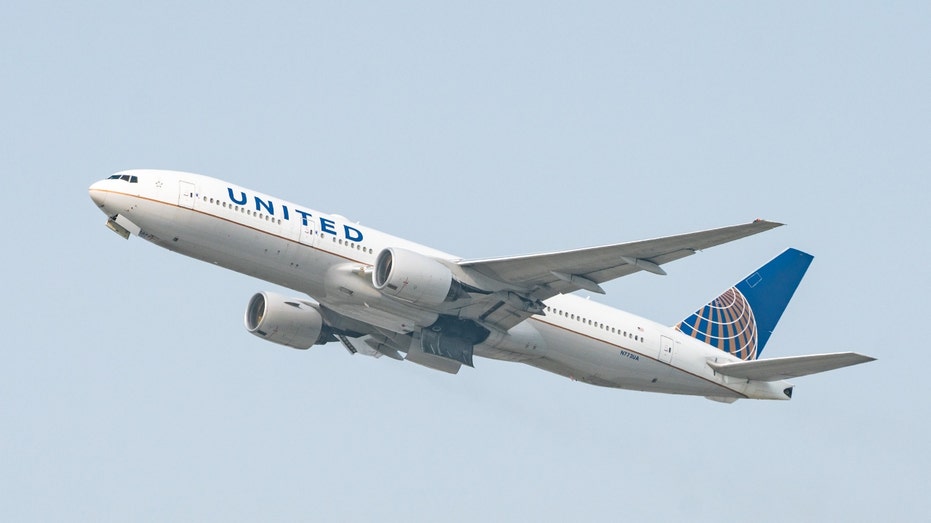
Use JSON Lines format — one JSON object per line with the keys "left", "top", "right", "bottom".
{"left": 244, "top": 291, "right": 327, "bottom": 349}
{"left": 373, "top": 248, "right": 456, "bottom": 306}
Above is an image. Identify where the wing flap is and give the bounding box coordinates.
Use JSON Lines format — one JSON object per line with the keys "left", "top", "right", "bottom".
{"left": 708, "top": 352, "right": 876, "bottom": 381}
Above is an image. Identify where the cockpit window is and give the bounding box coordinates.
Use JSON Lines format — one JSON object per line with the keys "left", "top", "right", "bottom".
{"left": 107, "top": 174, "right": 139, "bottom": 183}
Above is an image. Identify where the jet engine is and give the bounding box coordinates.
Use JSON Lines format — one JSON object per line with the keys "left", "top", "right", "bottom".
{"left": 244, "top": 291, "right": 329, "bottom": 349}
{"left": 373, "top": 248, "right": 462, "bottom": 305}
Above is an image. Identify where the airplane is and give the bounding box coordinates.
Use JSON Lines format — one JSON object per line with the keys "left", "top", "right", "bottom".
{"left": 89, "top": 169, "right": 874, "bottom": 402}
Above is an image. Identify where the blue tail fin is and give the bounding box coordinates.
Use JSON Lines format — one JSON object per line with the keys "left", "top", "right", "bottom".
{"left": 675, "top": 248, "right": 813, "bottom": 360}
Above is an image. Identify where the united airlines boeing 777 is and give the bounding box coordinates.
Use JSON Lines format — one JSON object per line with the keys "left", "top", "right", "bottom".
{"left": 89, "top": 170, "right": 874, "bottom": 402}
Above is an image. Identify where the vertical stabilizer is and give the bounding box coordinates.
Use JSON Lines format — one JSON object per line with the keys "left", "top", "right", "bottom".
{"left": 675, "top": 248, "right": 813, "bottom": 360}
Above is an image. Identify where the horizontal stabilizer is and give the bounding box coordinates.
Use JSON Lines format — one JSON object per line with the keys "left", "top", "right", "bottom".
{"left": 708, "top": 352, "right": 876, "bottom": 381}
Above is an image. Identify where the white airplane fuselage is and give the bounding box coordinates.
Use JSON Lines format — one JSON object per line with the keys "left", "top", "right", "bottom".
{"left": 89, "top": 170, "right": 794, "bottom": 401}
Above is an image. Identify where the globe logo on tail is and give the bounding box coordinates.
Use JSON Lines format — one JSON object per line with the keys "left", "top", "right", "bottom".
{"left": 676, "top": 287, "right": 758, "bottom": 360}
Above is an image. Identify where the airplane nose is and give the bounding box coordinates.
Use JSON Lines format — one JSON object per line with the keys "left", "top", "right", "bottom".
{"left": 89, "top": 181, "right": 108, "bottom": 209}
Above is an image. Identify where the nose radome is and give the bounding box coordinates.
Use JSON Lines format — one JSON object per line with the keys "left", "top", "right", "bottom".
{"left": 89, "top": 180, "right": 108, "bottom": 209}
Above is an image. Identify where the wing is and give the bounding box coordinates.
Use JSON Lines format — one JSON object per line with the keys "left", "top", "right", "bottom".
{"left": 461, "top": 220, "right": 781, "bottom": 297}
{"left": 451, "top": 220, "right": 782, "bottom": 331}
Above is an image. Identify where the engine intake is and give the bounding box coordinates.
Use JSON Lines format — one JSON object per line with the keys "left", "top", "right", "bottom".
{"left": 373, "top": 248, "right": 461, "bottom": 305}
{"left": 244, "top": 291, "right": 328, "bottom": 349}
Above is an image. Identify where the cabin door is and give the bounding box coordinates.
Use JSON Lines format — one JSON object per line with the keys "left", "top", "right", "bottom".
{"left": 299, "top": 220, "right": 318, "bottom": 247}
{"left": 659, "top": 336, "right": 675, "bottom": 364}
{"left": 179, "top": 181, "right": 196, "bottom": 209}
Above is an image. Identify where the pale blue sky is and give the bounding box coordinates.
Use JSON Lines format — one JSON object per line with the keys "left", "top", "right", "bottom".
{"left": 3, "top": 2, "right": 929, "bottom": 521}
